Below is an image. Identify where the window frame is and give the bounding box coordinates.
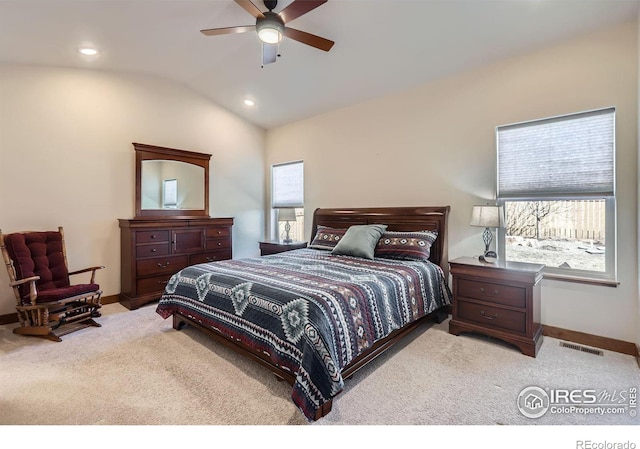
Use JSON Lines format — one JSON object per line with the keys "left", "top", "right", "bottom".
{"left": 495, "top": 107, "right": 617, "bottom": 285}
{"left": 270, "top": 160, "right": 304, "bottom": 241}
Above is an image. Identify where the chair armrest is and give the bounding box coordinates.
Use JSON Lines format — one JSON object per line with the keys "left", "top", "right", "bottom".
{"left": 9, "top": 276, "right": 40, "bottom": 287}
{"left": 9, "top": 276, "right": 40, "bottom": 305}
{"left": 68, "top": 266, "right": 105, "bottom": 283}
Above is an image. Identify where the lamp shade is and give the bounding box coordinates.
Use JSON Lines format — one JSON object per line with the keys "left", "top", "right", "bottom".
{"left": 278, "top": 208, "right": 297, "bottom": 222}
{"left": 470, "top": 205, "right": 505, "bottom": 228}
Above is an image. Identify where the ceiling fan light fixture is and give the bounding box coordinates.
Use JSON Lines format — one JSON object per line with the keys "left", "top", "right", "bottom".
{"left": 256, "top": 12, "right": 284, "bottom": 44}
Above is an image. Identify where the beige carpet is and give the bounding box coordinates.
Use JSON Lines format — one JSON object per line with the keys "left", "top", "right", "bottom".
{"left": 1, "top": 302, "right": 638, "bottom": 428}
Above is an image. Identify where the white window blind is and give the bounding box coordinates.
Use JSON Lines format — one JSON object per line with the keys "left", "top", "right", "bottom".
{"left": 272, "top": 161, "right": 303, "bottom": 208}
{"left": 497, "top": 107, "right": 615, "bottom": 199}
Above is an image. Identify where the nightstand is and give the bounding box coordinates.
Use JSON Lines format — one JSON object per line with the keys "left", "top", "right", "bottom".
{"left": 259, "top": 240, "right": 308, "bottom": 256}
{"left": 448, "top": 257, "right": 544, "bottom": 357}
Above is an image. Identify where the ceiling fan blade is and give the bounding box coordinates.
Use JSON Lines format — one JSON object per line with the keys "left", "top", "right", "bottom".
{"left": 234, "top": 0, "right": 265, "bottom": 19}
{"left": 284, "top": 27, "right": 334, "bottom": 52}
{"left": 201, "top": 25, "right": 256, "bottom": 36}
{"left": 262, "top": 43, "right": 278, "bottom": 66}
{"left": 279, "top": 0, "right": 327, "bottom": 23}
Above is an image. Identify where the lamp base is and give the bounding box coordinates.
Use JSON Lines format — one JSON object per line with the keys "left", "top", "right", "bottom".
{"left": 283, "top": 221, "right": 292, "bottom": 244}
{"left": 479, "top": 250, "right": 498, "bottom": 263}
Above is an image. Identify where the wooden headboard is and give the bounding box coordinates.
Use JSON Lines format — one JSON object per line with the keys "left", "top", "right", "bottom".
{"left": 310, "top": 206, "right": 450, "bottom": 278}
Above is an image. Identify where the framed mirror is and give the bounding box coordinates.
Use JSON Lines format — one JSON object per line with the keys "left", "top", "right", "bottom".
{"left": 134, "top": 142, "right": 211, "bottom": 218}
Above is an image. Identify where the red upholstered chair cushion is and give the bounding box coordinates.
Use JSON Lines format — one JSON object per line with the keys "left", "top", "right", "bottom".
{"left": 36, "top": 283, "right": 100, "bottom": 303}
{"left": 3, "top": 231, "right": 72, "bottom": 302}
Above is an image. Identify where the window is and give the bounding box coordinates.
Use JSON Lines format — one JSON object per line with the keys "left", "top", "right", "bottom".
{"left": 162, "top": 179, "right": 177, "bottom": 208}
{"left": 271, "top": 161, "right": 304, "bottom": 241}
{"left": 496, "top": 107, "right": 616, "bottom": 283}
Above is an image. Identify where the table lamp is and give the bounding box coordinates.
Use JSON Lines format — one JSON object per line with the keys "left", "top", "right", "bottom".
{"left": 278, "top": 208, "right": 297, "bottom": 243}
{"left": 470, "top": 205, "right": 505, "bottom": 262}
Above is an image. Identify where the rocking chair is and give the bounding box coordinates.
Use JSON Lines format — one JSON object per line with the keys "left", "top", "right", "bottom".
{"left": 0, "top": 226, "right": 104, "bottom": 342}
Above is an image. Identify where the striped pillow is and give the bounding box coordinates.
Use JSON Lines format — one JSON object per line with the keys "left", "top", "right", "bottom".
{"left": 308, "top": 226, "right": 347, "bottom": 250}
{"left": 374, "top": 230, "right": 438, "bottom": 262}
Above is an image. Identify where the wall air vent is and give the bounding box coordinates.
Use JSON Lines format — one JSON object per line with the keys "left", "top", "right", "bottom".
{"left": 559, "top": 341, "right": 604, "bottom": 356}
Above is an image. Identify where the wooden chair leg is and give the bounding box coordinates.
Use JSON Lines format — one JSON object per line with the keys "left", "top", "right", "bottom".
{"left": 85, "top": 318, "right": 102, "bottom": 328}
{"left": 13, "top": 325, "right": 62, "bottom": 342}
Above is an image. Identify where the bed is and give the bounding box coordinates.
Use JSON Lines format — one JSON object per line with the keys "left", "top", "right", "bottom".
{"left": 156, "top": 206, "right": 452, "bottom": 420}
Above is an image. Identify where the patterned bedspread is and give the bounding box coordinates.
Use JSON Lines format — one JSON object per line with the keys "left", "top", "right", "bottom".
{"left": 156, "top": 248, "right": 452, "bottom": 420}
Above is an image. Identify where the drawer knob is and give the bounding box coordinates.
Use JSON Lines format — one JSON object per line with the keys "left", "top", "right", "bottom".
{"left": 157, "top": 262, "right": 170, "bottom": 268}
{"left": 480, "top": 310, "right": 498, "bottom": 320}
{"left": 151, "top": 234, "right": 156, "bottom": 239}
{"left": 151, "top": 248, "right": 157, "bottom": 253}
{"left": 217, "top": 242, "right": 222, "bottom": 246}
{"left": 479, "top": 287, "right": 499, "bottom": 297}
{"left": 217, "top": 230, "right": 222, "bottom": 235}
{"left": 206, "top": 256, "right": 216, "bottom": 261}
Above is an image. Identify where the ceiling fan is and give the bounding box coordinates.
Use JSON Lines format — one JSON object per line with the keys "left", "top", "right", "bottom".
{"left": 201, "top": 0, "right": 334, "bottom": 66}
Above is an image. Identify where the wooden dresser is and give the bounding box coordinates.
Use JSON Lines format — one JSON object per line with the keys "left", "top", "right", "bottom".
{"left": 119, "top": 217, "right": 233, "bottom": 310}
{"left": 448, "top": 256, "right": 544, "bottom": 357}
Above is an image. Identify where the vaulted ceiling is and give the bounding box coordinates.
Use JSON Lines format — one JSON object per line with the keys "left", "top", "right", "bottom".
{"left": 0, "top": 0, "right": 638, "bottom": 129}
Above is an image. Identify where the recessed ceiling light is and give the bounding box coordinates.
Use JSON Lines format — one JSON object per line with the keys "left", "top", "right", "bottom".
{"left": 243, "top": 99, "right": 255, "bottom": 107}
{"left": 79, "top": 47, "right": 99, "bottom": 56}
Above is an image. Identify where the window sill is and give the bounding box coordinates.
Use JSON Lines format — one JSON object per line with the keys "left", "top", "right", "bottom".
{"left": 542, "top": 272, "right": 619, "bottom": 287}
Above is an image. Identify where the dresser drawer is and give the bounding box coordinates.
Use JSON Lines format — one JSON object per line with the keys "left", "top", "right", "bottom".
{"left": 206, "top": 238, "right": 231, "bottom": 251}
{"left": 136, "top": 230, "right": 169, "bottom": 244}
{"left": 137, "top": 274, "right": 173, "bottom": 296}
{"left": 206, "top": 227, "right": 231, "bottom": 238}
{"left": 457, "top": 278, "right": 526, "bottom": 308}
{"left": 136, "top": 243, "right": 170, "bottom": 258}
{"left": 457, "top": 300, "right": 526, "bottom": 334}
{"left": 190, "top": 250, "right": 232, "bottom": 265}
{"left": 136, "top": 255, "right": 189, "bottom": 277}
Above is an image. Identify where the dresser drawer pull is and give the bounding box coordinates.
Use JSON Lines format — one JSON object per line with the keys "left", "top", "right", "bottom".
{"left": 480, "top": 310, "right": 498, "bottom": 320}
{"left": 157, "top": 262, "right": 170, "bottom": 268}
{"left": 151, "top": 234, "right": 157, "bottom": 239}
{"left": 217, "top": 230, "right": 222, "bottom": 235}
{"left": 206, "top": 256, "right": 217, "bottom": 261}
{"left": 217, "top": 242, "right": 222, "bottom": 246}
{"left": 479, "top": 287, "right": 499, "bottom": 297}
{"left": 151, "top": 248, "right": 157, "bottom": 253}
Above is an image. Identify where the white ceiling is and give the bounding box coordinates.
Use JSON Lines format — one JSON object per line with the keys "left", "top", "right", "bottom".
{"left": 0, "top": 0, "right": 638, "bottom": 129}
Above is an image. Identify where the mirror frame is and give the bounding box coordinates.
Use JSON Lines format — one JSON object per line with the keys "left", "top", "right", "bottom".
{"left": 134, "top": 142, "right": 211, "bottom": 218}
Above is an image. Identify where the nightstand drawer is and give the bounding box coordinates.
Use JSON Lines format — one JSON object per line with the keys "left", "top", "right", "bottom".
{"left": 457, "top": 300, "right": 526, "bottom": 334}
{"left": 457, "top": 278, "right": 526, "bottom": 308}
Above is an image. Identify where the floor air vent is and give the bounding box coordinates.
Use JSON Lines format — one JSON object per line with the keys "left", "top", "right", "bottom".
{"left": 559, "top": 341, "right": 604, "bottom": 356}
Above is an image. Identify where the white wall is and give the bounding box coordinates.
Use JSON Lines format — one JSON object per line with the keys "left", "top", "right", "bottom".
{"left": 0, "top": 64, "right": 266, "bottom": 316}
{"left": 266, "top": 21, "right": 639, "bottom": 343}
{"left": 637, "top": 7, "right": 640, "bottom": 351}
